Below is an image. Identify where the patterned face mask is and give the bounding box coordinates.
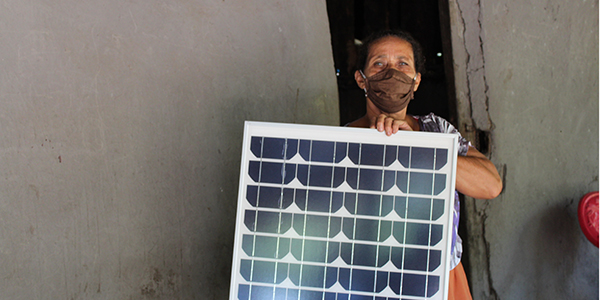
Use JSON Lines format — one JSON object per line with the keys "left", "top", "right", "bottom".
{"left": 360, "top": 68, "right": 417, "bottom": 114}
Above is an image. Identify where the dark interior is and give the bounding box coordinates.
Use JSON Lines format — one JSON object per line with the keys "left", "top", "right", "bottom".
{"left": 325, "top": 0, "right": 457, "bottom": 126}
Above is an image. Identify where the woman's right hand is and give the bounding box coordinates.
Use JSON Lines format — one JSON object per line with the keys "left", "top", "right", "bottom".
{"left": 371, "top": 114, "right": 414, "bottom": 136}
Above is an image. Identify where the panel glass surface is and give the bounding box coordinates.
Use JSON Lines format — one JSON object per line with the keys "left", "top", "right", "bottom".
{"left": 231, "top": 122, "right": 458, "bottom": 300}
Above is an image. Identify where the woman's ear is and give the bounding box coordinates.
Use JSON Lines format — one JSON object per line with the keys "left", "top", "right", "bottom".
{"left": 354, "top": 70, "right": 366, "bottom": 90}
{"left": 413, "top": 73, "right": 422, "bottom": 92}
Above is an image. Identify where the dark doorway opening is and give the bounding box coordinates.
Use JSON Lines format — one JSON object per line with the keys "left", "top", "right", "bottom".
{"left": 325, "top": 0, "right": 457, "bottom": 126}
{"left": 325, "top": 0, "right": 472, "bottom": 288}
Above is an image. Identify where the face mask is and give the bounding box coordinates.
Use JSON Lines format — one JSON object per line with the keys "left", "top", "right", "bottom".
{"left": 360, "top": 68, "right": 417, "bottom": 114}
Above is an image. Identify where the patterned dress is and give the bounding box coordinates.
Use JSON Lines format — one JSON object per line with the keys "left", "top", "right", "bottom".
{"left": 416, "top": 113, "right": 471, "bottom": 270}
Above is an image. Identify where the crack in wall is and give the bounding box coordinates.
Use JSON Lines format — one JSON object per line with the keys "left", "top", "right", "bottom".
{"left": 480, "top": 203, "right": 499, "bottom": 300}
{"left": 456, "top": 0, "right": 494, "bottom": 134}
{"left": 454, "top": 0, "right": 500, "bottom": 299}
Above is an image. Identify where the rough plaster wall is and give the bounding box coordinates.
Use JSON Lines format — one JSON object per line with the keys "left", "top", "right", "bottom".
{"left": 449, "top": 0, "right": 599, "bottom": 299}
{"left": 0, "top": 1, "right": 338, "bottom": 299}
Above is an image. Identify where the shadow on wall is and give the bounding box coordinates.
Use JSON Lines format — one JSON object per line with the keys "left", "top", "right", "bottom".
{"left": 505, "top": 202, "right": 583, "bottom": 298}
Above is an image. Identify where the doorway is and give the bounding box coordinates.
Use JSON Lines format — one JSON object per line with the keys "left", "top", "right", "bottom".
{"left": 325, "top": 0, "right": 457, "bottom": 126}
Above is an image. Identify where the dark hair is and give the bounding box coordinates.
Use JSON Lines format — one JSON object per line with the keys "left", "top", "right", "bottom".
{"left": 356, "top": 30, "right": 426, "bottom": 74}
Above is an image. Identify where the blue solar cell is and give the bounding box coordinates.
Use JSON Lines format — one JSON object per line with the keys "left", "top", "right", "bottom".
{"left": 250, "top": 260, "right": 277, "bottom": 283}
{"left": 245, "top": 211, "right": 293, "bottom": 234}
{"left": 311, "top": 140, "right": 336, "bottom": 163}
{"left": 432, "top": 199, "right": 445, "bottom": 220}
{"left": 411, "top": 147, "right": 435, "bottom": 170}
{"left": 244, "top": 210, "right": 256, "bottom": 231}
{"left": 350, "top": 168, "right": 397, "bottom": 191}
{"left": 238, "top": 284, "right": 250, "bottom": 300}
{"left": 389, "top": 271, "right": 402, "bottom": 294}
{"left": 396, "top": 171, "right": 408, "bottom": 193}
{"left": 407, "top": 197, "right": 433, "bottom": 220}
{"left": 250, "top": 284, "right": 274, "bottom": 300}
{"left": 402, "top": 273, "right": 426, "bottom": 296}
{"left": 301, "top": 140, "right": 327, "bottom": 162}
{"left": 350, "top": 268, "right": 376, "bottom": 292}
{"left": 350, "top": 294, "right": 375, "bottom": 300}
{"left": 385, "top": 145, "right": 397, "bottom": 166}
{"left": 249, "top": 161, "right": 296, "bottom": 184}
{"left": 346, "top": 168, "right": 358, "bottom": 189}
{"left": 403, "top": 248, "right": 429, "bottom": 271}
{"left": 427, "top": 276, "right": 440, "bottom": 297}
{"left": 295, "top": 190, "right": 327, "bottom": 212}
{"left": 348, "top": 143, "right": 360, "bottom": 165}
{"left": 287, "top": 288, "right": 299, "bottom": 299}
{"left": 293, "top": 214, "right": 341, "bottom": 238}
{"left": 290, "top": 239, "right": 328, "bottom": 263}
{"left": 401, "top": 223, "right": 443, "bottom": 246}
{"left": 345, "top": 243, "right": 373, "bottom": 266}
{"left": 428, "top": 250, "right": 442, "bottom": 272}
{"left": 250, "top": 137, "right": 263, "bottom": 159}
{"left": 376, "top": 271, "right": 389, "bottom": 293}
{"left": 295, "top": 264, "right": 326, "bottom": 288}
{"left": 377, "top": 246, "right": 391, "bottom": 267}
{"left": 360, "top": 144, "right": 385, "bottom": 166}
{"left": 358, "top": 169, "right": 382, "bottom": 191}
{"left": 242, "top": 235, "right": 291, "bottom": 259}
{"left": 246, "top": 185, "right": 258, "bottom": 207}
{"left": 297, "top": 165, "right": 345, "bottom": 188}
{"left": 350, "top": 243, "right": 378, "bottom": 267}
{"left": 299, "top": 139, "right": 310, "bottom": 161}
{"left": 408, "top": 172, "right": 433, "bottom": 195}
{"left": 325, "top": 267, "right": 338, "bottom": 288}
{"left": 335, "top": 142, "right": 348, "bottom": 163}
{"left": 354, "top": 193, "right": 383, "bottom": 216}
{"left": 435, "top": 148, "right": 448, "bottom": 170}
{"left": 344, "top": 193, "right": 357, "bottom": 214}
{"left": 434, "top": 174, "right": 446, "bottom": 195}
{"left": 393, "top": 196, "right": 407, "bottom": 218}
{"left": 240, "top": 260, "right": 252, "bottom": 281}
{"left": 343, "top": 218, "right": 392, "bottom": 242}
{"left": 397, "top": 146, "right": 410, "bottom": 168}
{"left": 390, "top": 247, "right": 404, "bottom": 269}
{"left": 337, "top": 293, "right": 349, "bottom": 300}
{"left": 407, "top": 197, "right": 444, "bottom": 221}
{"left": 248, "top": 186, "right": 294, "bottom": 209}
{"left": 262, "top": 138, "right": 288, "bottom": 159}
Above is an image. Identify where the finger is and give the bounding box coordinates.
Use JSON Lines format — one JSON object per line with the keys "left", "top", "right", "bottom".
{"left": 391, "top": 119, "right": 402, "bottom": 134}
{"left": 384, "top": 117, "right": 394, "bottom": 136}
{"left": 375, "top": 114, "right": 387, "bottom": 132}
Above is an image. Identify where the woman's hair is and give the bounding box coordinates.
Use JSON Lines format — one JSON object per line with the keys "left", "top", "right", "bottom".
{"left": 356, "top": 30, "right": 426, "bottom": 74}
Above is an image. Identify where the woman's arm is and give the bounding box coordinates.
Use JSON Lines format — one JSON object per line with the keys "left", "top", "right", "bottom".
{"left": 456, "top": 146, "right": 503, "bottom": 199}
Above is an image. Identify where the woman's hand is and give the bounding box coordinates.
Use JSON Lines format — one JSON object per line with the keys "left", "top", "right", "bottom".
{"left": 370, "top": 114, "right": 413, "bottom": 136}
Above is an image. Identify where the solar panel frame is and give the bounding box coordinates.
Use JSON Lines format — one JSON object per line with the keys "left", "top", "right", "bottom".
{"left": 230, "top": 121, "right": 459, "bottom": 300}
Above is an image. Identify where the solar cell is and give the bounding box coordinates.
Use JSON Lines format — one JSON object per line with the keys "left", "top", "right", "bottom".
{"left": 230, "top": 122, "right": 458, "bottom": 300}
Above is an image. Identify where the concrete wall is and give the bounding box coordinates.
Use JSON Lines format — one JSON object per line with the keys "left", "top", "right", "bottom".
{"left": 448, "top": 0, "right": 599, "bottom": 299}
{"left": 0, "top": 1, "right": 338, "bottom": 299}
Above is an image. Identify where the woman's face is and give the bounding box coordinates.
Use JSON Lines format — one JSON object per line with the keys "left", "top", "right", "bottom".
{"left": 356, "top": 36, "right": 421, "bottom": 91}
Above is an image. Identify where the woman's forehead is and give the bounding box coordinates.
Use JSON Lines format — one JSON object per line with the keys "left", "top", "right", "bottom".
{"left": 367, "top": 36, "right": 414, "bottom": 60}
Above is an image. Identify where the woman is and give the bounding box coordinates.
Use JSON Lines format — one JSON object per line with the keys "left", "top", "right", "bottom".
{"left": 349, "top": 30, "right": 503, "bottom": 300}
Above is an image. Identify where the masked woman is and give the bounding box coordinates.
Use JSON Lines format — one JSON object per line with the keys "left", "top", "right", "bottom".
{"left": 348, "top": 30, "right": 503, "bottom": 300}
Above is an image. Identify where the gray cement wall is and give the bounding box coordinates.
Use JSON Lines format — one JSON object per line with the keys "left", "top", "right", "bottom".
{"left": 0, "top": 1, "right": 338, "bottom": 299}
{"left": 449, "top": 0, "right": 599, "bottom": 299}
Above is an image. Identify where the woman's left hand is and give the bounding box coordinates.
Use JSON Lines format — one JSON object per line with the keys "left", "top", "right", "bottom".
{"left": 371, "top": 114, "right": 413, "bottom": 136}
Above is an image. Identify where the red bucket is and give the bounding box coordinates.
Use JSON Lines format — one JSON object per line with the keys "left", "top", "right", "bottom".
{"left": 578, "top": 191, "right": 599, "bottom": 248}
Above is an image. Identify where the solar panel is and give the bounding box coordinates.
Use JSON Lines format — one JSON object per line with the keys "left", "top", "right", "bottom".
{"left": 230, "top": 121, "right": 459, "bottom": 300}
